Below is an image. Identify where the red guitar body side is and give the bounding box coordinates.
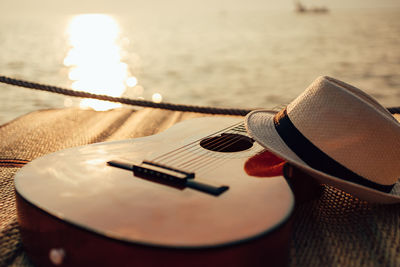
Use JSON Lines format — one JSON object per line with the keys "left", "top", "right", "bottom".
{"left": 17, "top": 192, "right": 292, "bottom": 267}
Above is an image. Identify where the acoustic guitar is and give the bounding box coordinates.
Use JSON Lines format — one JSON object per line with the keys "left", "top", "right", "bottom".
{"left": 14, "top": 116, "right": 294, "bottom": 267}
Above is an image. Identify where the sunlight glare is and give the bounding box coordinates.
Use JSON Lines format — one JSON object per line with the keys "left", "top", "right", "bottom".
{"left": 126, "top": 77, "right": 138, "bottom": 87}
{"left": 64, "top": 14, "right": 132, "bottom": 111}
{"left": 152, "top": 93, "right": 163, "bottom": 103}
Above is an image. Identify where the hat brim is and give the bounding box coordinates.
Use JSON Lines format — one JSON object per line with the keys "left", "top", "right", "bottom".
{"left": 245, "top": 109, "right": 400, "bottom": 204}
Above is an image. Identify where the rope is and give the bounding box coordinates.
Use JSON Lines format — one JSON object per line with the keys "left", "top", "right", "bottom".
{"left": 1, "top": 75, "right": 399, "bottom": 115}
{"left": 0, "top": 76, "right": 252, "bottom": 116}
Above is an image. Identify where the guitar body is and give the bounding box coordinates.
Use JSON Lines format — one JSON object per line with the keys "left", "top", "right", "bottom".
{"left": 14, "top": 117, "right": 294, "bottom": 267}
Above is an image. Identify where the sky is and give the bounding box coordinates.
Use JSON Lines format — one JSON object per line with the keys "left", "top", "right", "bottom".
{"left": 1, "top": 0, "right": 400, "bottom": 16}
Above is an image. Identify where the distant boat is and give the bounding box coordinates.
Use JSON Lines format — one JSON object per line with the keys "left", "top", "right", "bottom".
{"left": 294, "top": 1, "right": 329, "bottom": 14}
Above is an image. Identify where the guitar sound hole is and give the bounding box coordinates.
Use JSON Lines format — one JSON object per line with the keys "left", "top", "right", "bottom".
{"left": 200, "top": 133, "right": 254, "bottom": 152}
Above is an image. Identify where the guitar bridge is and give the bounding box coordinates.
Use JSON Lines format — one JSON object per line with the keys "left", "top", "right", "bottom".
{"left": 133, "top": 161, "right": 194, "bottom": 185}
{"left": 107, "top": 160, "right": 229, "bottom": 196}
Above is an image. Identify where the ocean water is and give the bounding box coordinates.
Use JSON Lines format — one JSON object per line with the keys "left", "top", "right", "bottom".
{"left": 0, "top": 7, "right": 400, "bottom": 125}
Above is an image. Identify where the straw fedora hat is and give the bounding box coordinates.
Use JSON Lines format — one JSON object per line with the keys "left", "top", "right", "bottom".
{"left": 245, "top": 76, "right": 400, "bottom": 204}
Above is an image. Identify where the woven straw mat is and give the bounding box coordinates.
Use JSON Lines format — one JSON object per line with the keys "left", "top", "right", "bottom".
{"left": 0, "top": 108, "right": 399, "bottom": 266}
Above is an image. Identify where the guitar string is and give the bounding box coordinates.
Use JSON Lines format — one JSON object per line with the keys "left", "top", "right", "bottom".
{"left": 153, "top": 122, "right": 245, "bottom": 166}
{"left": 163, "top": 126, "right": 246, "bottom": 167}
{"left": 195, "top": 152, "right": 249, "bottom": 177}
{"left": 174, "top": 132, "right": 245, "bottom": 168}
{"left": 172, "top": 122, "right": 248, "bottom": 161}
{"left": 195, "top": 144, "right": 264, "bottom": 176}
{"left": 152, "top": 123, "right": 245, "bottom": 168}
{"left": 158, "top": 123, "right": 247, "bottom": 169}
{"left": 175, "top": 128, "right": 249, "bottom": 170}
{"left": 144, "top": 121, "right": 260, "bottom": 178}
{"left": 175, "top": 143, "right": 247, "bottom": 175}
{"left": 192, "top": 125, "right": 265, "bottom": 175}
{"left": 156, "top": 130, "right": 245, "bottom": 170}
{"left": 179, "top": 130, "right": 262, "bottom": 176}
{"left": 165, "top": 127, "right": 256, "bottom": 178}
{"left": 181, "top": 135, "right": 257, "bottom": 174}
{"left": 151, "top": 121, "right": 243, "bottom": 163}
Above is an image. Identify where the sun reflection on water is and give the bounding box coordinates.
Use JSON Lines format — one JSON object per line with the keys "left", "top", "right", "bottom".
{"left": 64, "top": 14, "right": 136, "bottom": 111}
{"left": 152, "top": 93, "right": 163, "bottom": 103}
